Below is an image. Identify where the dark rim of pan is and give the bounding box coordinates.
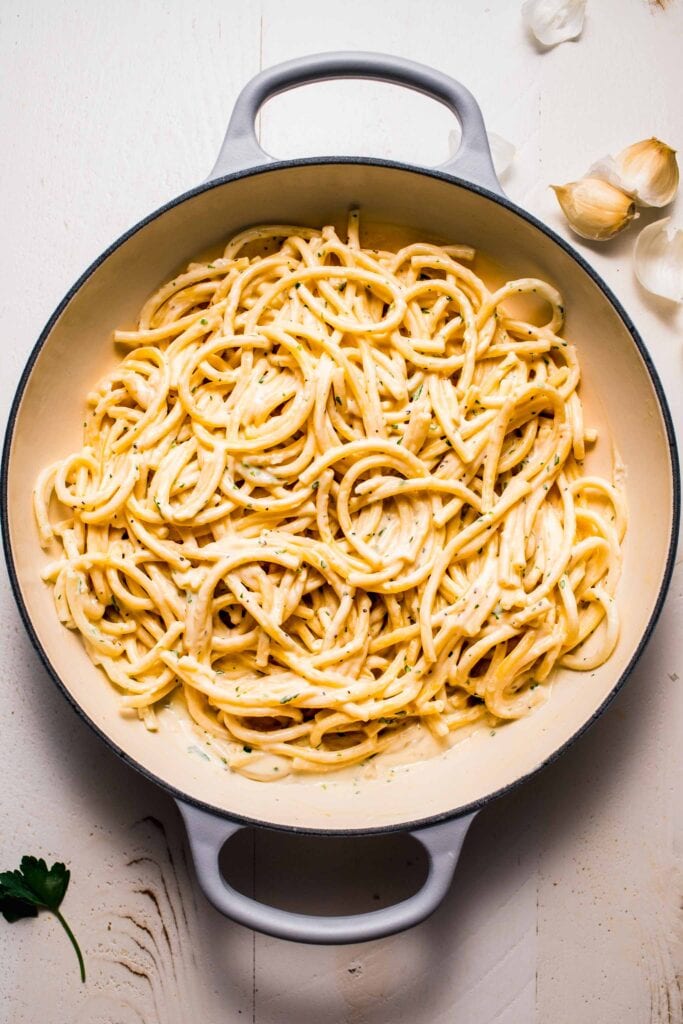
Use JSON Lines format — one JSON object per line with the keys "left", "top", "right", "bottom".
{"left": 2, "top": 157, "right": 680, "bottom": 837}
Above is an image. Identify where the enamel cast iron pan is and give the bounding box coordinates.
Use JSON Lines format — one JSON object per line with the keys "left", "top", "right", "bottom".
{"left": 2, "top": 53, "right": 679, "bottom": 944}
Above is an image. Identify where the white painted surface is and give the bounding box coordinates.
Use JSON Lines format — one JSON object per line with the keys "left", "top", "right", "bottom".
{"left": 0, "top": 1, "right": 681, "bottom": 1021}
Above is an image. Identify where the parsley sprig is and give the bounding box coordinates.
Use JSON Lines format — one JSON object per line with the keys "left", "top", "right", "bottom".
{"left": 0, "top": 856, "right": 85, "bottom": 982}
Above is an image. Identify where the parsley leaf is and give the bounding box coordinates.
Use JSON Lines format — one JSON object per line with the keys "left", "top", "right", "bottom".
{"left": 0, "top": 856, "right": 85, "bottom": 982}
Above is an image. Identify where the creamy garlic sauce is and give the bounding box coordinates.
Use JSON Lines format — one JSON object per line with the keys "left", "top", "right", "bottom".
{"left": 158, "top": 688, "right": 497, "bottom": 785}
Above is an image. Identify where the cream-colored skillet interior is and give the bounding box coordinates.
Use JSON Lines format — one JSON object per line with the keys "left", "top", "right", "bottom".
{"left": 6, "top": 163, "right": 674, "bottom": 830}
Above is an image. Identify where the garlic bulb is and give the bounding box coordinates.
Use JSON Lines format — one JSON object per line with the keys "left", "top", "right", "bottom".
{"left": 590, "top": 138, "right": 679, "bottom": 207}
{"left": 449, "top": 129, "right": 516, "bottom": 178}
{"left": 552, "top": 178, "right": 637, "bottom": 240}
{"left": 634, "top": 217, "right": 683, "bottom": 302}
{"left": 521, "top": 0, "right": 587, "bottom": 47}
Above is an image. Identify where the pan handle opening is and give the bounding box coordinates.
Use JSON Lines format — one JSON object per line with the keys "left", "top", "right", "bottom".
{"left": 208, "top": 51, "right": 502, "bottom": 194}
{"left": 176, "top": 798, "right": 477, "bottom": 945}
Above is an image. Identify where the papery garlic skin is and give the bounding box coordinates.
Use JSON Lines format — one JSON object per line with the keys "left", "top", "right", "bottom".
{"left": 521, "top": 0, "right": 587, "bottom": 47}
{"left": 488, "top": 132, "right": 516, "bottom": 177}
{"left": 590, "top": 138, "right": 679, "bottom": 207}
{"left": 634, "top": 217, "right": 683, "bottom": 302}
{"left": 448, "top": 129, "right": 516, "bottom": 178}
{"left": 552, "top": 178, "right": 637, "bottom": 240}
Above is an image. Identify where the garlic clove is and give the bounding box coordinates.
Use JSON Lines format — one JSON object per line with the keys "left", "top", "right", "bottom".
{"left": 633, "top": 217, "right": 683, "bottom": 302}
{"left": 552, "top": 177, "right": 637, "bottom": 240}
{"left": 521, "top": 0, "right": 587, "bottom": 47}
{"left": 590, "top": 138, "right": 679, "bottom": 207}
{"left": 449, "top": 129, "right": 516, "bottom": 178}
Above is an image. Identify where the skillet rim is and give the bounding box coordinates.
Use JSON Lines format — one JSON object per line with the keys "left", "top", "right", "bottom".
{"left": 1, "top": 155, "right": 680, "bottom": 837}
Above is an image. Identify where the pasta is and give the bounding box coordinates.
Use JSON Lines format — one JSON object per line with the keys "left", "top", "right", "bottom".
{"left": 34, "top": 211, "right": 626, "bottom": 778}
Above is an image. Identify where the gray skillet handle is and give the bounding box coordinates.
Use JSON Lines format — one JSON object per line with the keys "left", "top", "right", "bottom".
{"left": 209, "top": 51, "right": 502, "bottom": 194}
{"left": 177, "top": 799, "right": 476, "bottom": 944}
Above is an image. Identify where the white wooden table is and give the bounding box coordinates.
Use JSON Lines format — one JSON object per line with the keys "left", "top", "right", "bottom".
{"left": 1, "top": 2, "right": 681, "bottom": 1021}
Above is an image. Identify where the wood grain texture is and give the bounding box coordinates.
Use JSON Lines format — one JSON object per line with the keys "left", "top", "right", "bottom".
{"left": 0, "top": 1, "right": 681, "bottom": 1021}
